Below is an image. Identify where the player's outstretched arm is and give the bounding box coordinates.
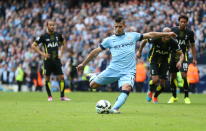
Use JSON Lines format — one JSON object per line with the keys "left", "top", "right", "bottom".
{"left": 76, "top": 47, "right": 103, "bottom": 72}
{"left": 31, "top": 42, "right": 50, "bottom": 58}
{"left": 142, "top": 32, "right": 177, "bottom": 39}
{"left": 136, "top": 39, "right": 148, "bottom": 59}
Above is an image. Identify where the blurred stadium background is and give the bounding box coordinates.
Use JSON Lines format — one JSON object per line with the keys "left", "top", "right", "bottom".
{"left": 0, "top": 0, "right": 205, "bottom": 93}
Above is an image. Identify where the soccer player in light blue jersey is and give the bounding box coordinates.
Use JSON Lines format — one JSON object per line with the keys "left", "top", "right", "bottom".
{"left": 76, "top": 16, "right": 176, "bottom": 113}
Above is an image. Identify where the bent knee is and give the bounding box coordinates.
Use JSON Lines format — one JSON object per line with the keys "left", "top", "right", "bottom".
{"left": 122, "top": 84, "right": 132, "bottom": 91}
{"left": 90, "top": 82, "right": 101, "bottom": 88}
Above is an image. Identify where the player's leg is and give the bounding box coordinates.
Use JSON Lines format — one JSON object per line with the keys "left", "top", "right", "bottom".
{"left": 54, "top": 59, "right": 71, "bottom": 101}
{"left": 180, "top": 61, "right": 191, "bottom": 104}
{"left": 57, "top": 74, "right": 71, "bottom": 101}
{"left": 168, "top": 73, "right": 179, "bottom": 103}
{"left": 147, "top": 63, "right": 159, "bottom": 102}
{"left": 168, "top": 62, "right": 179, "bottom": 103}
{"left": 44, "top": 60, "right": 53, "bottom": 101}
{"left": 153, "top": 63, "right": 168, "bottom": 103}
{"left": 89, "top": 69, "right": 119, "bottom": 88}
{"left": 153, "top": 79, "right": 166, "bottom": 103}
{"left": 45, "top": 75, "right": 52, "bottom": 101}
{"left": 148, "top": 76, "right": 159, "bottom": 102}
{"left": 110, "top": 74, "right": 134, "bottom": 113}
{"left": 181, "top": 72, "right": 191, "bottom": 104}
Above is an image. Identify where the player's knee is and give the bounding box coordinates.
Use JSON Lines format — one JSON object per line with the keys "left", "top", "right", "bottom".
{"left": 152, "top": 78, "right": 159, "bottom": 84}
{"left": 90, "top": 82, "right": 101, "bottom": 88}
{"left": 58, "top": 75, "right": 64, "bottom": 80}
{"left": 122, "top": 84, "right": 132, "bottom": 92}
{"left": 160, "top": 80, "right": 166, "bottom": 87}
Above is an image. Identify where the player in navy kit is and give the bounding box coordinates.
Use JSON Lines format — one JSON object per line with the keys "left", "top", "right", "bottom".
{"left": 168, "top": 15, "right": 197, "bottom": 104}
{"left": 32, "top": 20, "right": 71, "bottom": 101}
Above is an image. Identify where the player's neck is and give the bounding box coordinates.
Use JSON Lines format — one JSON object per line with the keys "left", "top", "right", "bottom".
{"left": 115, "top": 32, "right": 125, "bottom": 36}
{"left": 47, "top": 30, "right": 54, "bottom": 34}
{"left": 179, "top": 26, "right": 186, "bottom": 31}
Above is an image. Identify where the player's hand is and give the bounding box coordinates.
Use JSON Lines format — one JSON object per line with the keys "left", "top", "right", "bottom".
{"left": 76, "top": 64, "right": 84, "bottom": 72}
{"left": 168, "top": 32, "right": 177, "bottom": 38}
{"left": 136, "top": 50, "right": 142, "bottom": 59}
{"left": 42, "top": 53, "right": 50, "bottom": 59}
{"left": 192, "top": 58, "right": 197, "bottom": 65}
{"left": 176, "top": 61, "right": 182, "bottom": 69}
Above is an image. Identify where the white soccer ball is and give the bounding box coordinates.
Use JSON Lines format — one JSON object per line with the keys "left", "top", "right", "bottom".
{"left": 96, "top": 100, "right": 111, "bottom": 114}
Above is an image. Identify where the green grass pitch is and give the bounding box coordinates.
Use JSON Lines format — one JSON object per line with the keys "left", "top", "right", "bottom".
{"left": 0, "top": 92, "right": 206, "bottom": 131}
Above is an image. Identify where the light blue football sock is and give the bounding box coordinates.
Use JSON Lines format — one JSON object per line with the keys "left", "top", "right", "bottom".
{"left": 112, "top": 92, "right": 128, "bottom": 110}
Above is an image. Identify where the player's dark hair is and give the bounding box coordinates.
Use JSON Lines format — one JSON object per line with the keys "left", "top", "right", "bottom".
{"left": 178, "top": 15, "right": 188, "bottom": 22}
{"left": 114, "top": 16, "right": 124, "bottom": 23}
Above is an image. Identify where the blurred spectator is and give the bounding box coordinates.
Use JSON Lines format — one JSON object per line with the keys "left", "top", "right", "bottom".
{"left": 134, "top": 59, "right": 148, "bottom": 92}
{"left": 28, "top": 56, "right": 39, "bottom": 91}
{"left": 187, "top": 63, "right": 199, "bottom": 93}
{"left": 15, "top": 63, "right": 24, "bottom": 92}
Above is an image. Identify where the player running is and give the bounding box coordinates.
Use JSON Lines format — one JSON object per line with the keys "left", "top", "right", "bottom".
{"left": 137, "top": 27, "right": 184, "bottom": 104}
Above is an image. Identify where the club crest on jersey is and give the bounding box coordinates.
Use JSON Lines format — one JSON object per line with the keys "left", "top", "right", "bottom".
{"left": 48, "top": 42, "right": 58, "bottom": 47}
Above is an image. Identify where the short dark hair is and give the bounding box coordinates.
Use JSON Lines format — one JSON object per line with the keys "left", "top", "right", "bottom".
{"left": 178, "top": 15, "right": 188, "bottom": 22}
{"left": 114, "top": 16, "right": 124, "bottom": 23}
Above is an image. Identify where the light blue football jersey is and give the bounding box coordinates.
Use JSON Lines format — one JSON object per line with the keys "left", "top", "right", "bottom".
{"left": 100, "top": 32, "right": 143, "bottom": 76}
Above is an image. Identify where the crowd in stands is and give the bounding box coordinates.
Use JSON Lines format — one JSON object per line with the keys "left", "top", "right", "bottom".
{"left": 0, "top": 0, "right": 205, "bottom": 91}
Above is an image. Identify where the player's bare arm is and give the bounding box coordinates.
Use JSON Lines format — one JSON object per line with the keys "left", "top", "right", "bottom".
{"left": 59, "top": 40, "right": 66, "bottom": 58}
{"left": 76, "top": 47, "right": 103, "bottom": 72}
{"left": 136, "top": 39, "right": 148, "bottom": 59}
{"left": 143, "top": 32, "right": 177, "bottom": 39}
{"left": 32, "top": 42, "right": 50, "bottom": 58}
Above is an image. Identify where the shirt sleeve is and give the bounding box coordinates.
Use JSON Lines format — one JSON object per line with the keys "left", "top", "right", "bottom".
{"left": 189, "top": 31, "right": 195, "bottom": 44}
{"left": 134, "top": 32, "right": 143, "bottom": 41}
{"left": 99, "top": 37, "right": 110, "bottom": 50}
{"left": 35, "top": 35, "right": 44, "bottom": 45}
{"left": 59, "top": 33, "right": 64, "bottom": 43}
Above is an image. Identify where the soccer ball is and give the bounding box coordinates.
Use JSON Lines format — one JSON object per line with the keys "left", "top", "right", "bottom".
{"left": 96, "top": 100, "right": 111, "bottom": 114}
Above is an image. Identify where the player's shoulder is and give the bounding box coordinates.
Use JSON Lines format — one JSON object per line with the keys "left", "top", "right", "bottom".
{"left": 170, "top": 38, "right": 178, "bottom": 44}
{"left": 126, "top": 32, "right": 141, "bottom": 36}
{"left": 171, "top": 26, "right": 179, "bottom": 32}
{"left": 40, "top": 32, "right": 50, "bottom": 38}
{"left": 104, "top": 35, "right": 115, "bottom": 41}
{"left": 54, "top": 32, "right": 62, "bottom": 36}
{"left": 185, "top": 28, "right": 194, "bottom": 34}
{"left": 35, "top": 32, "right": 47, "bottom": 41}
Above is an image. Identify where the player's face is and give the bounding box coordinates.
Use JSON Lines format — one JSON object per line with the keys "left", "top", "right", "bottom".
{"left": 114, "top": 22, "right": 125, "bottom": 35}
{"left": 47, "top": 21, "right": 55, "bottom": 33}
{"left": 162, "top": 28, "right": 171, "bottom": 41}
{"left": 179, "top": 18, "right": 187, "bottom": 30}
